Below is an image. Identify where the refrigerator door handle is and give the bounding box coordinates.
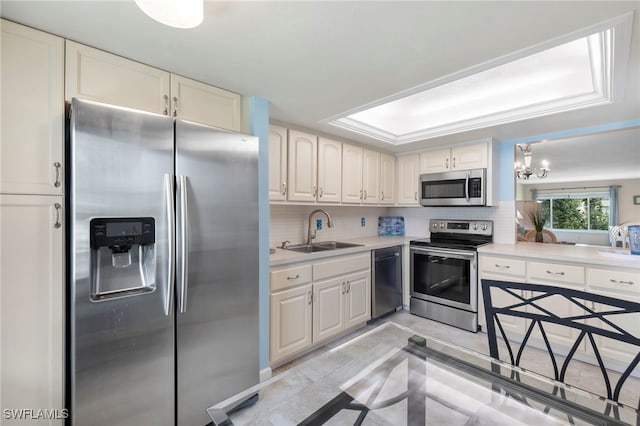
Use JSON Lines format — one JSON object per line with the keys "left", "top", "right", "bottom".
{"left": 178, "top": 175, "right": 189, "bottom": 313}
{"left": 165, "top": 174, "right": 175, "bottom": 316}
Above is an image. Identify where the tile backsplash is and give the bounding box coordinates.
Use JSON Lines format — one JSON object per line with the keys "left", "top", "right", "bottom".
{"left": 270, "top": 205, "right": 391, "bottom": 248}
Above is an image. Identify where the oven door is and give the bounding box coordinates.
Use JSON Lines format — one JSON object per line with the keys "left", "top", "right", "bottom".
{"left": 410, "top": 246, "right": 477, "bottom": 312}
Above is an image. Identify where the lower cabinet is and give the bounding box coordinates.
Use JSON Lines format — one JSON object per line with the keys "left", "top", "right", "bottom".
{"left": 0, "top": 194, "right": 64, "bottom": 425}
{"left": 313, "top": 270, "right": 371, "bottom": 343}
{"left": 479, "top": 252, "right": 639, "bottom": 369}
{"left": 270, "top": 253, "right": 371, "bottom": 365}
{"left": 270, "top": 284, "right": 313, "bottom": 362}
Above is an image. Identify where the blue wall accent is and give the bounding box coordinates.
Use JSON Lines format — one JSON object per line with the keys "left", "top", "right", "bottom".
{"left": 497, "top": 120, "right": 640, "bottom": 201}
{"left": 247, "top": 97, "right": 270, "bottom": 370}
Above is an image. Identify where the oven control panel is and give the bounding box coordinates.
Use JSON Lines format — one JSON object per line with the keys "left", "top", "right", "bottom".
{"left": 429, "top": 219, "right": 493, "bottom": 236}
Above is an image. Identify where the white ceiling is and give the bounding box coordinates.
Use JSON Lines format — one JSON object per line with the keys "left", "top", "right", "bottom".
{"left": 1, "top": 1, "right": 639, "bottom": 155}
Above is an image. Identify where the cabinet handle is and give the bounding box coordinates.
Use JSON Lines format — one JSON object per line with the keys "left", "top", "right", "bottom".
{"left": 446, "top": 158, "right": 449, "bottom": 169}
{"left": 414, "top": 191, "right": 418, "bottom": 201}
{"left": 308, "top": 291, "right": 313, "bottom": 305}
{"left": 610, "top": 279, "right": 634, "bottom": 285}
{"left": 342, "top": 282, "right": 346, "bottom": 294}
{"left": 172, "top": 97, "right": 178, "bottom": 117}
{"left": 360, "top": 190, "right": 363, "bottom": 200}
{"left": 53, "top": 162, "right": 62, "bottom": 188}
{"left": 281, "top": 182, "right": 287, "bottom": 196}
{"left": 452, "top": 157, "right": 456, "bottom": 169}
{"left": 495, "top": 264, "right": 510, "bottom": 269}
{"left": 546, "top": 270, "right": 565, "bottom": 276}
{"left": 54, "top": 203, "right": 62, "bottom": 229}
{"left": 347, "top": 282, "right": 351, "bottom": 293}
{"left": 286, "top": 274, "right": 300, "bottom": 280}
{"left": 364, "top": 190, "right": 367, "bottom": 200}
{"left": 319, "top": 186, "right": 324, "bottom": 197}
{"left": 163, "top": 95, "right": 169, "bottom": 115}
{"left": 381, "top": 191, "right": 384, "bottom": 201}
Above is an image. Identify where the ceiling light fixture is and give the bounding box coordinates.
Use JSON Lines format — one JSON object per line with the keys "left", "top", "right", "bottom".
{"left": 135, "top": 0, "right": 203, "bottom": 29}
{"left": 515, "top": 143, "right": 550, "bottom": 180}
{"left": 325, "top": 13, "right": 633, "bottom": 145}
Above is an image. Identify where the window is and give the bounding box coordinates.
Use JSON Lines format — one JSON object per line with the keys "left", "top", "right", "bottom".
{"left": 537, "top": 192, "right": 610, "bottom": 231}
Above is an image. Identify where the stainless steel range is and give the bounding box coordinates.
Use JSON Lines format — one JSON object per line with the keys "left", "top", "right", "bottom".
{"left": 410, "top": 219, "right": 493, "bottom": 332}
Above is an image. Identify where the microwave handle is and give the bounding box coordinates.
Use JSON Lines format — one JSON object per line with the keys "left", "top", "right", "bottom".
{"left": 465, "top": 173, "right": 470, "bottom": 202}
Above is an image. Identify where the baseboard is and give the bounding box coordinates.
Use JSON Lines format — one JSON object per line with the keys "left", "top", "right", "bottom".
{"left": 259, "top": 367, "right": 272, "bottom": 382}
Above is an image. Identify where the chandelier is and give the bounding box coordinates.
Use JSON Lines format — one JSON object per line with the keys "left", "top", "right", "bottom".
{"left": 515, "top": 143, "right": 550, "bottom": 180}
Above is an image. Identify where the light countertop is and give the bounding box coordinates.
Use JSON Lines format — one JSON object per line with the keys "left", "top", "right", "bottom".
{"left": 270, "top": 236, "right": 414, "bottom": 267}
{"left": 478, "top": 242, "right": 640, "bottom": 270}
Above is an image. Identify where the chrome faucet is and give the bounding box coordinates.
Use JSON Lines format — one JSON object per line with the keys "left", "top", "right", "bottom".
{"left": 307, "top": 209, "right": 334, "bottom": 245}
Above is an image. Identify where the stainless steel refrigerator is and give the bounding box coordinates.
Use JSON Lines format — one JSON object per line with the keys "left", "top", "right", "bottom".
{"left": 68, "top": 98, "right": 259, "bottom": 426}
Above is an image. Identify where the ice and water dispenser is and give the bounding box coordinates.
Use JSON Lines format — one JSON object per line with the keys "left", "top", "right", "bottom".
{"left": 89, "top": 217, "right": 157, "bottom": 301}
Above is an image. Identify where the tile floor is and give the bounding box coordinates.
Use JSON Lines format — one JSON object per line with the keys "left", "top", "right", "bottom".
{"left": 222, "top": 310, "right": 639, "bottom": 425}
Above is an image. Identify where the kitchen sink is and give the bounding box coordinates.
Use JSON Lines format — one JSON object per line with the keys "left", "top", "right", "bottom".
{"left": 284, "top": 241, "right": 363, "bottom": 253}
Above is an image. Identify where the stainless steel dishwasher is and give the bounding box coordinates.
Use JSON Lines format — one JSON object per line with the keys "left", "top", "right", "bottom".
{"left": 372, "top": 245, "right": 403, "bottom": 318}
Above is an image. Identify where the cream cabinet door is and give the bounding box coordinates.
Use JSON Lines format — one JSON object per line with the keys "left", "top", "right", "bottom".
{"left": 268, "top": 125, "right": 288, "bottom": 201}
{"left": 380, "top": 153, "right": 395, "bottom": 204}
{"left": 287, "top": 130, "right": 318, "bottom": 202}
{"left": 481, "top": 279, "right": 528, "bottom": 339}
{"left": 341, "top": 144, "right": 363, "bottom": 204}
{"left": 419, "top": 149, "right": 450, "bottom": 174}
{"left": 270, "top": 284, "right": 313, "bottom": 363}
{"left": 313, "top": 277, "right": 346, "bottom": 342}
{"left": 451, "top": 143, "right": 487, "bottom": 170}
{"left": 396, "top": 154, "right": 419, "bottom": 205}
{"left": 317, "top": 137, "right": 342, "bottom": 203}
{"left": 65, "top": 40, "right": 170, "bottom": 114}
{"left": 1, "top": 20, "right": 64, "bottom": 195}
{"left": 1, "top": 195, "right": 64, "bottom": 425}
{"left": 344, "top": 271, "right": 371, "bottom": 328}
{"left": 590, "top": 290, "right": 640, "bottom": 365}
{"left": 362, "top": 149, "right": 380, "bottom": 204}
{"left": 170, "top": 74, "right": 241, "bottom": 131}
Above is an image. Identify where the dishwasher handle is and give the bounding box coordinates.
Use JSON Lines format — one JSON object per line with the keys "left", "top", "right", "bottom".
{"left": 375, "top": 253, "right": 400, "bottom": 262}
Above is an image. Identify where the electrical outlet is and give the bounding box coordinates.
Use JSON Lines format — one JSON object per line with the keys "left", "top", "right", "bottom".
{"left": 316, "top": 218, "right": 322, "bottom": 230}
{"left": 361, "top": 217, "right": 366, "bottom": 227}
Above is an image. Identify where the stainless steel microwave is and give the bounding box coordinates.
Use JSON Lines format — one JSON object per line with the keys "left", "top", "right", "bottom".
{"left": 419, "top": 168, "right": 486, "bottom": 206}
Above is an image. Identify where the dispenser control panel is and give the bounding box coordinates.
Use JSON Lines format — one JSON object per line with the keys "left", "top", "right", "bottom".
{"left": 90, "top": 217, "right": 155, "bottom": 250}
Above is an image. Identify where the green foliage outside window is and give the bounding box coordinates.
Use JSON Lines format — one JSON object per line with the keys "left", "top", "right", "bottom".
{"left": 537, "top": 195, "right": 609, "bottom": 231}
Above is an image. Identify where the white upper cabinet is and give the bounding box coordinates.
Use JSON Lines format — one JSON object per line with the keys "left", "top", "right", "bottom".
{"left": 341, "top": 144, "right": 364, "bottom": 204}
{"left": 451, "top": 143, "right": 488, "bottom": 171}
{"left": 66, "top": 42, "right": 241, "bottom": 131}
{"left": 1, "top": 20, "right": 64, "bottom": 195}
{"left": 268, "top": 125, "right": 288, "bottom": 201}
{"left": 317, "top": 137, "right": 342, "bottom": 203}
{"left": 65, "top": 40, "right": 170, "bottom": 114}
{"left": 287, "top": 130, "right": 318, "bottom": 202}
{"left": 362, "top": 149, "right": 380, "bottom": 204}
{"left": 420, "top": 143, "right": 488, "bottom": 174}
{"left": 380, "top": 153, "right": 396, "bottom": 204}
{"left": 419, "top": 148, "right": 450, "bottom": 174}
{"left": 397, "top": 154, "right": 419, "bottom": 205}
{"left": 169, "top": 74, "right": 241, "bottom": 131}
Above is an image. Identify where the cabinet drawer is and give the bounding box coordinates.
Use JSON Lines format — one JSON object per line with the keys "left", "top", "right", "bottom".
{"left": 480, "top": 255, "right": 526, "bottom": 277}
{"left": 313, "top": 253, "right": 370, "bottom": 281}
{"left": 271, "top": 264, "right": 312, "bottom": 292}
{"left": 587, "top": 268, "right": 640, "bottom": 294}
{"left": 528, "top": 261, "right": 584, "bottom": 286}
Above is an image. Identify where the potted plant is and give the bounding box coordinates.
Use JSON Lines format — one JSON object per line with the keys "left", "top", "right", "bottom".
{"left": 527, "top": 206, "right": 547, "bottom": 243}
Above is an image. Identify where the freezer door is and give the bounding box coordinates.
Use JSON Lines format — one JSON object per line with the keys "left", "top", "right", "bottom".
{"left": 175, "top": 120, "right": 259, "bottom": 426}
{"left": 69, "top": 99, "right": 175, "bottom": 426}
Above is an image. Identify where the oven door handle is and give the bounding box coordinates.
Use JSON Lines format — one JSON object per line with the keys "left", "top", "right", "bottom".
{"left": 411, "top": 246, "right": 475, "bottom": 260}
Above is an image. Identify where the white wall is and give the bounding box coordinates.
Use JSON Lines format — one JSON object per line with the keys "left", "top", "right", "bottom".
{"left": 389, "top": 201, "right": 516, "bottom": 244}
